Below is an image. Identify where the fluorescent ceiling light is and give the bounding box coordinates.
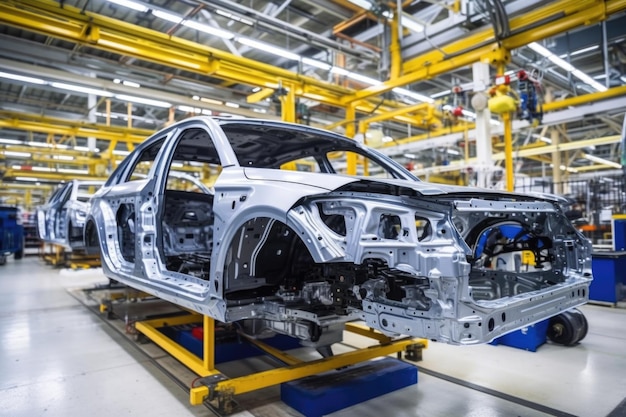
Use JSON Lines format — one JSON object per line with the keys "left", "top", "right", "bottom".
{"left": 393, "top": 87, "right": 435, "bottom": 104}
{"left": 559, "top": 45, "right": 599, "bottom": 58}
{"left": 0, "top": 71, "right": 46, "bottom": 85}
{"left": 52, "top": 155, "right": 75, "bottom": 161}
{"left": 16, "top": 177, "right": 40, "bottom": 182}
{"left": 404, "top": 153, "right": 416, "bottom": 159}
{"left": 549, "top": 163, "right": 578, "bottom": 173}
{"left": 58, "top": 168, "right": 89, "bottom": 175}
{"left": 547, "top": 54, "right": 575, "bottom": 72}
{"left": 198, "top": 97, "right": 222, "bottom": 105}
{"left": 583, "top": 153, "right": 622, "bottom": 168}
{"left": 237, "top": 37, "right": 300, "bottom": 61}
{"left": 302, "top": 58, "right": 332, "bottom": 71}
{"left": 346, "top": 72, "right": 381, "bottom": 85}
{"left": 31, "top": 167, "right": 55, "bottom": 172}
{"left": 346, "top": 0, "right": 373, "bottom": 10}
{"left": 177, "top": 105, "right": 202, "bottom": 114}
{"left": 114, "top": 78, "right": 141, "bottom": 88}
{"left": 183, "top": 20, "right": 234, "bottom": 40}
{"left": 27, "top": 141, "right": 54, "bottom": 148}
{"left": 215, "top": 9, "right": 253, "bottom": 25}
{"left": 107, "top": 0, "right": 148, "bottom": 12}
{"left": 74, "top": 146, "right": 101, "bottom": 152}
{"left": 430, "top": 89, "right": 451, "bottom": 99}
{"left": 3, "top": 151, "right": 32, "bottom": 158}
{"left": 330, "top": 67, "right": 350, "bottom": 76}
{"left": 0, "top": 138, "right": 23, "bottom": 145}
{"left": 201, "top": 109, "right": 212, "bottom": 115}
{"left": 51, "top": 82, "right": 114, "bottom": 97}
{"left": 225, "top": 102, "right": 240, "bottom": 108}
{"left": 527, "top": 42, "right": 552, "bottom": 57}
{"left": 115, "top": 94, "right": 171, "bottom": 108}
{"left": 112, "top": 149, "right": 131, "bottom": 156}
{"left": 151, "top": 10, "right": 183, "bottom": 24}
{"left": 401, "top": 13, "right": 424, "bottom": 33}
{"left": 527, "top": 42, "right": 606, "bottom": 92}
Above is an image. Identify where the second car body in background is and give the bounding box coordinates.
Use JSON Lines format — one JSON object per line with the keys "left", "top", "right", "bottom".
{"left": 37, "top": 180, "right": 104, "bottom": 250}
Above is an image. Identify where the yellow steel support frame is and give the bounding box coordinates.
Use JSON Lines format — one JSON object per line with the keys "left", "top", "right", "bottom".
{"left": 190, "top": 326, "right": 425, "bottom": 405}
{"left": 134, "top": 314, "right": 220, "bottom": 378}
{"left": 345, "top": 0, "right": 625, "bottom": 104}
{"left": 2, "top": 0, "right": 624, "bottom": 127}
{"left": 0, "top": 110, "right": 152, "bottom": 143}
{"left": 134, "top": 312, "right": 425, "bottom": 407}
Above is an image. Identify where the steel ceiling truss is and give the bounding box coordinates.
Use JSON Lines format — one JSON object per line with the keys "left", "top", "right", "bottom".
{"left": 1, "top": 0, "right": 625, "bottom": 116}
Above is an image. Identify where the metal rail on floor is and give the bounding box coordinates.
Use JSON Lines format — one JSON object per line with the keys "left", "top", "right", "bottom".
{"left": 133, "top": 314, "right": 427, "bottom": 411}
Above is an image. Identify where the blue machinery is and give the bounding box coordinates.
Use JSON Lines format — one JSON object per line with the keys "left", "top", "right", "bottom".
{"left": 589, "top": 215, "right": 626, "bottom": 304}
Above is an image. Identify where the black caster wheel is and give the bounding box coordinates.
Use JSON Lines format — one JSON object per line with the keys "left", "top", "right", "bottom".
{"left": 547, "top": 309, "right": 587, "bottom": 346}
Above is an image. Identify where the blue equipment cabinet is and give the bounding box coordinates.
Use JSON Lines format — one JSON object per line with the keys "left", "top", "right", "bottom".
{"left": 0, "top": 206, "right": 24, "bottom": 265}
{"left": 613, "top": 215, "right": 626, "bottom": 251}
{"left": 590, "top": 251, "right": 626, "bottom": 303}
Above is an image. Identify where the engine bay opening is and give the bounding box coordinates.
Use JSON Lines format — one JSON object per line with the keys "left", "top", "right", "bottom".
{"left": 472, "top": 222, "right": 552, "bottom": 273}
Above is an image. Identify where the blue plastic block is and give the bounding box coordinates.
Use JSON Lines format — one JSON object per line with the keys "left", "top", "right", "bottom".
{"left": 281, "top": 357, "right": 417, "bottom": 417}
{"left": 490, "top": 319, "right": 549, "bottom": 352}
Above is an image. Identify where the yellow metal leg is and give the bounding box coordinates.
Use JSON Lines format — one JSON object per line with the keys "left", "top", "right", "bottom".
{"left": 203, "top": 315, "right": 215, "bottom": 372}
{"left": 135, "top": 314, "right": 220, "bottom": 378}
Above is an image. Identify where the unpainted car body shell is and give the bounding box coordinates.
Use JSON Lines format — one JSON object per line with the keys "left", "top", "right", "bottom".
{"left": 86, "top": 117, "right": 593, "bottom": 345}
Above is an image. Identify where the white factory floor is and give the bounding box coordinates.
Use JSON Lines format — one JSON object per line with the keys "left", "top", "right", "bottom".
{"left": 1, "top": 256, "right": 625, "bottom": 417}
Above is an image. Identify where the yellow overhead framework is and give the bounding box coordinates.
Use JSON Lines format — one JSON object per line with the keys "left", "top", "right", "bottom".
{"left": 1, "top": 169, "right": 109, "bottom": 182}
{"left": 1, "top": 0, "right": 624, "bottom": 122}
{"left": 0, "top": 111, "right": 153, "bottom": 145}
{"left": 381, "top": 85, "right": 626, "bottom": 150}
{"left": 0, "top": 0, "right": 351, "bottom": 108}
{"left": 342, "top": 0, "right": 626, "bottom": 104}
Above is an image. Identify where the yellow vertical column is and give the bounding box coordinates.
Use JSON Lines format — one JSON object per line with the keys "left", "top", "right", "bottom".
{"left": 280, "top": 83, "right": 296, "bottom": 123}
{"left": 551, "top": 128, "right": 561, "bottom": 195}
{"left": 496, "top": 61, "right": 514, "bottom": 192}
{"left": 105, "top": 99, "right": 111, "bottom": 126}
{"left": 390, "top": 9, "right": 401, "bottom": 80}
{"left": 503, "top": 112, "right": 514, "bottom": 191}
{"left": 127, "top": 102, "right": 132, "bottom": 129}
{"left": 25, "top": 190, "right": 32, "bottom": 210}
{"left": 345, "top": 105, "right": 357, "bottom": 175}
{"left": 203, "top": 315, "right": 215, "bottom": 372}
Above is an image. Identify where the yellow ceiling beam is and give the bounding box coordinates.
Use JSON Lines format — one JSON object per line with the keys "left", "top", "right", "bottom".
{"left": 0, "top": 0, "right": 349, "bottom": 107}
{"left": 0, "top": 183, "right": 53, "bottom": 192}
{"left": 0, "top": 111, "right": 152, "bottom": 143}
{"left": 2, "top": 169, "right": 109, "bottom": 182}
{"left": 3, "top": 0, "right": 621, "bottom": 122}
{"left": 543, "top": 85, "right": 626, "bottom": 111}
